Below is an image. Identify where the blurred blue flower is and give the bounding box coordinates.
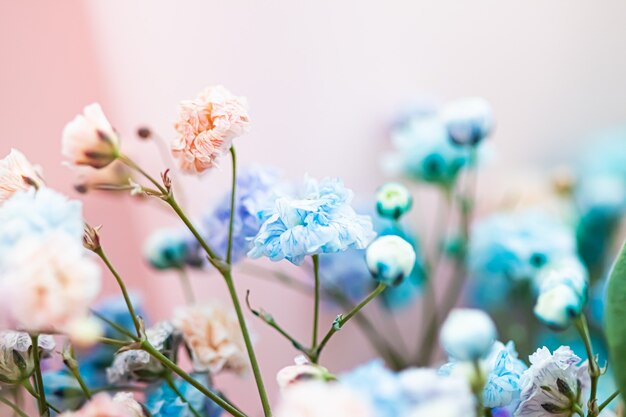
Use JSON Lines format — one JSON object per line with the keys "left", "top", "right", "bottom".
{"left": 383, "top": 111, "right": 474, "bottom": 188}
{"left": 199, "top": 167, "right": 278, "bottom": 263}
{"left": 441, "top": 97, "right": 494, "bottom": 146}
{"left": 442, "top": 341, "right": 527, "bottom": 409}
{"left": 575, "top": 131, "right": 626, "bottom": 270}
{"left": 318, "top": 216, "right": 424, "bottom": 310}
{"left": 440, "top": 309, "right": 497, "bottom": 361}
{"left": 0, "top": 188, "right": 83, "bottom": 267}
{"left": 468, "top": 210, "right": 576, "bottom": 309}
{"left": 144, "top": 228, "right": 193, "bottom": 270}
{"left": 248, "top": 176, "right": 375, "bottom": 265}
{"left": 42, "top": 369, "right": 85, "bottom": 412}
{"left": 146, "top": 374, "right": 222, "bottom": 417}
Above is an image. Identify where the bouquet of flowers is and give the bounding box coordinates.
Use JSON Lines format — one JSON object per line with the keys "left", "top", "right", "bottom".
{"left": 0, "top": 85, "right": 624, "bottom": 417}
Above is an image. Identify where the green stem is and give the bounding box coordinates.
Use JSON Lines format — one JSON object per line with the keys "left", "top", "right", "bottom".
{"left": 0, "top": 397, "right": 30, "bottom": 417}
{"left": 164, "top": 374, "right": 203, "bottom": 417}
{"left": 94, "top": 247, "right": 142, "bottom": 337}
{"left": 598, "top": 390, "right": 620, "bottom": 413}
{"left": 90, "top": 310, "right": 139, "bottom": 341}
{"left": 29, "top": 335, "right": 48, "bottom": 417}
{"left": 141, "top": 341, "right": 246, "bottom": 417}
{"left": 166, "top": 196, "right": 221, "bottom": 261}
{"left": 312, "top": 254, "right": 321, "bottom": 348}
{"left": 226, "top": 146, "right": 237, "bottom": 264}
{"left": 314, "top": 283, "right": 387, "bottom": 362}
{"left": 472, "top": 359, "right": 485, "bottom": 417}
{"left": 223, "top": 273, "right": 272, "bottom": 417}
{"left": 575, "top": 314, "right": 600, "bottom": 415}
{"left": 65, "top": 359, "right": 92, "bottom": 400}
{"left": 119, "top": 154, "right": 167, "bottom": 193}
{"left": 21, "top": 380, "right": 60, "bottom": 415}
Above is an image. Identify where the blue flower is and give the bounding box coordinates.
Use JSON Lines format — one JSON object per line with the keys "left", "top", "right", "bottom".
{"left": 144, "top": 228, "right": 196, "bottom": 270}
{"left": 441, "top": 97, "right": 494, "bottom": 146}
{"left": 42, "top": 369, "right": 85, "bottom": 412}
{"left": 468, "top": 210, "right": 576, "bottom": 309}
{"left": 383, "top": 111, "right": 474, "bottom": 188}
{"left": 442, "top": 341, "right": 527, "bottom": 409}
{"left": 0, "top": 188, "right": 83, "bottom": 266}
{"left": 199, "top": 167, "right": 278, "bottom": 263}
{"left": 146, "top": 374, "right": 222, "bottom": 417}
{"left": 248, "top": 176, "right": 376, "bottom": 265}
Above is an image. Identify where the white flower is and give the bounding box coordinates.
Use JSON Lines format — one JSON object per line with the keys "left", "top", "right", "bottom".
{"left": 534, "top": 283, "right": 583, "bottom": 330}
{"left": 515, "top": 346, "right": 589, "bottom": 417}
{"left": 535, "top": 257, "right": 588, "bottom": 299}
{"left": 365, "top": 235, "right": 416, "bottom": 286}
{"left": 0, "top": 331, "right": 55, "bottom": 383}
{"left": 0, "top": 232, "right": 101, "bottom": 332}
{"left": 113, "top": 392, "right": 146, "bottom": 417}
{"left": 173, "top": 303, "right": 249, "bottom": 375}
{"left": 375, "top": 182, "right": 413, "bottom": 220}
{"left": 0, "top": 149, "right": 44, "bottom": 204}
{"left": 107, "top": 321, "right": 179, "bottom": 384}
{"left": 275, "top": 381, "right": 374, "bottom": 417}
{"left": 62, "top": 103, "right": 120, "bottom": 169}
{"left": 440, "top": 309, "right": 497, "bottom": 361}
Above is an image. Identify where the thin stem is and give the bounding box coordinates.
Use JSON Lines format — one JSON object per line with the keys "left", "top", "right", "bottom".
{"left": 598, "top": 390, "right": 620, "bottom": 413}
{"left": 312, "top": 254, "right": 321, "bottom": 348}
{"left": 30, "top": 335, "right": 48, "bottom": 417}
{"left": 575, "top": 314, "right": 600, "bottom": 415}
{"left": 0, "top": 397, "right": 30, "bottom": 417}
{"left": 223, "top": 273, "right": 272, "bottom": 417}
{"left": 164, "top": 373, "right": 203, "bottom": 417}
{"left": 177, "top": 268, "right": 196, "bottom": 305}
{"left": 66, "top": 363, "right": 92, "bottom": 400}
{"left": 90, "top": 310, "right": 139, "bottom": 341}
{"left": 314, "top": 283, "right": 387, "bottom": 362}
{"left": 141, "top": 341, "right": 246, "bottom": 417}
{"left": 226, "top": 146, "right": 237, "bottom": 264}
{"left": 472, "top": 359, "right": 485, "bottom": 417}
{"left": 166, "top": 196, "right": 220, "bottom": 262}
{"left": 21, "top": 376, "right": 61, "bottom": 415}
{"left": 94, "top": 247, "right": 142, "bottom": 337}
{"left": 96, "top": 337, "right": 132, "bottom": 348}
{"left": 119, "top": 154, "right": 167, "bottom": 194}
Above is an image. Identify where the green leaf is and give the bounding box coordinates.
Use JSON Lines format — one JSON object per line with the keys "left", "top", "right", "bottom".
{"left": 605, "top": 238, "right": 626, "bottom": 398}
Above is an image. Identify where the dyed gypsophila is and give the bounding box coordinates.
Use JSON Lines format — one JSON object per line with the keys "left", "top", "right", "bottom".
{"left": 146, "top": 373, "right": 223, "bottom": 417}
{"left": 440, "top": 309, "right": 497, "bottom": 361}
{"left": 107, "top": 321, "right": 180, "bottom": 384}
{"left": 248, "top": 176, "right": 375, "bottom": 265}
{"left": 0, "top": 331, "right": 55, "bottom": 384}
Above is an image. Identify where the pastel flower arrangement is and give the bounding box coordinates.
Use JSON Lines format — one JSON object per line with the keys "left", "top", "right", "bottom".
{"left": 0, "top": 86, "right": 624, "bottom": 417}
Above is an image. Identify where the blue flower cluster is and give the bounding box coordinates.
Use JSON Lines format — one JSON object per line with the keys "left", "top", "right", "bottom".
{"left": 146, "top": 373, "right": 222, "bottom": 417}
{"left": 200, "top": 167, "right": 278, "bottom": 262}
{"left": 248, "top": 176, "right": 376, "bottom": 265}
{"left": 468, "top": 210, "right": 577, "bottom": 309}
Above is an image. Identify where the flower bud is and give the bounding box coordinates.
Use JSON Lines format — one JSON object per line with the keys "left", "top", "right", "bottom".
{"left": 0, "top": 331, "right": 55, "bottom": 384}
{"left": 442, "top": 97, "right": 493, "bottom": 146}
{"left": 365, "top": 235, "right": 416, "bottom": 286}
{"left": 62, "top": 103, "right": 120, "bottom": 169}
{"left": 143, "top": 229, "right": 190, "bottom": 270}
{"left": 375, "top": 182, "right": 413, "bottom": 220}
{"left": 534, "top": 284, "right": 583, "bottom": 330}
{"left": 440, "top": 309, "right": 496, "bottom": 361}
{"left": 535, "top": 257, "right": 588, "bottom": 301}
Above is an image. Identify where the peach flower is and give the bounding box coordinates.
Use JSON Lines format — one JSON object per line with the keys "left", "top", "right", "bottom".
{"left": 172, "top": 85, "right": 250, "bottom": 174}
{"left": 277, "top": 355, "right": 334, "bottom": 389}
{"left": 275, "top": 381, "right": 374, "bottom": 417}
{"left": 62, "top": 103, "right": 120, "bottom": 169}
{"left": 0, "top": 231, "right": 101, "bottom": 333}
{"left": 59, "top": 393, "right": 138, "bottom": 417}
{"left": 0, "top": 149, "right": 44, "bottom": 203}
{"left": 173, "top": 303, "right": 249, "bottom": 375}
{"left": 112, "top": 393, "right": 146, "bottom": 417}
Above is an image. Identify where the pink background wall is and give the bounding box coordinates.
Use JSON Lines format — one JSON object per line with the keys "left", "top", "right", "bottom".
{"left": 3, "top": 1, "right": 626, "bottom": 414}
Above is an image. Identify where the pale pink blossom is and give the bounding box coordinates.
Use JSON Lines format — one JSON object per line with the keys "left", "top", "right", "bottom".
{"left": 172, "top": 85, "right": 249, "bottom": 174}
{"left": 173, "top": 303, "right": 249, "bottom": 375}
{"left": 62, "top": 103, "right": 120, "bottom": 169}
{"left": 0, "top": 232, "right": 101, "bottom": 333}
{"left": 0, "top": 149, "right": 44, "bottom": 203}
{"left": 59, "top": 393, "right": 136, "bottom": 417}
{"left": 275, "top": 381, "right": 374, "bottom": 417}
{"left": 277, "top": 355, "right": 333, "bottom": 389}
{"left": 112, "top": 393, "right": 146, "bottom": 417}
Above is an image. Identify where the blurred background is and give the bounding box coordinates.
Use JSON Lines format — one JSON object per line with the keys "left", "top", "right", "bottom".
{"left": 2, "top": 0, "right": 626, "bottom": 411}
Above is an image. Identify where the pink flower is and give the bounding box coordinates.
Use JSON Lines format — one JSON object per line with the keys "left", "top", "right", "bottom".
{"left": 277, "top": 356, "right": 333, "bottom": 389}
{"left": 62, "top": 103, "right": 120, "bottom": 169}
{"left": 0, "top": 232, "right": 101, "bottom": 333}
{"left": 0, "top": 149, "right": 44, "bottom": 203}
{"left": 172, "top": 85, "right": 250, "bottom": 174}
{"left": 275, "top": 381, "right": 374, "bottom": 417}
{"left": 173, "top": 303, "right": 249, "bottom": 375}
{"left": 59, "top": 393, "right": 138, "bottom": 417}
